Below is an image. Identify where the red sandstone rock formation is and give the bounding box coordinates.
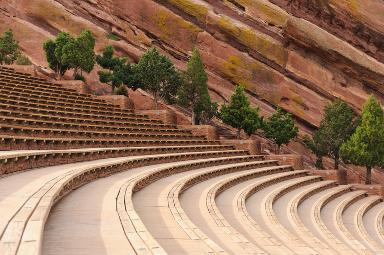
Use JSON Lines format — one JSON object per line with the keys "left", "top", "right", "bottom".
{"left": 0, "top": 0, "right": 383, "bottom": 131}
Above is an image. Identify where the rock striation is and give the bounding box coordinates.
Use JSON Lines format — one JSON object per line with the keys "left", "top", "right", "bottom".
{"left": 0, "top": 0, "right": 383, "bottom": 131}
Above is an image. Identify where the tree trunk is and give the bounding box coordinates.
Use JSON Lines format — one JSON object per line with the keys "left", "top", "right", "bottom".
{"left": 315, "top": 157, "right": 323, "bottom": 169}
{"left": 366, "top": 166, "right": 372, "bottom": 185}
{"left": 334, "top": 154, "right": 339, "bottom": 170}
{"left": 236, "top": 128, "right": 241, "bottom": 140}
{"left": 57, "top": 63, "right": 63, "bottom": 80}
{"left": 56, "top": 63, "right": 60, "bottom": 80}
{"left": 337, "top": 168, "right": 347, "bottom": 185}
{"left": 191, "top": 111, "right": 195, "bottom": 125}
{"left": 153, "top": 92, "right": 158, "bottom": 110}
{"left": 73, "top": 67, "right": 78, "bottom": 78}
{"left": 277, "top": 144, "right": 281, "bottom": 155}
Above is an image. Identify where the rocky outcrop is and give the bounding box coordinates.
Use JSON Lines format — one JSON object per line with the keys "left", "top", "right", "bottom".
{"left": 0, "top": 0, "right": 383, "bottom": 132}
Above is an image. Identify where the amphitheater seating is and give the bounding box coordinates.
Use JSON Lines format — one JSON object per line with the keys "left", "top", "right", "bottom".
{"left": 0, "top": 66, "right": 383, "bottom": 255}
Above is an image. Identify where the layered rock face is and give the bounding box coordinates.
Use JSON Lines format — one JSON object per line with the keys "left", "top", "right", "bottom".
{"left": 0, "top": 0, "right": 383, "bottom": 131}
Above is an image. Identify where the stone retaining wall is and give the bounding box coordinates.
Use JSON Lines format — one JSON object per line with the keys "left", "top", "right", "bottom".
{"left": 220, "top": 139, "right": 261, "bottom": 155}
{"left": 136, "top": 110, "right": 177, "bottom": 125}
{"left": 267, "top": 154, "right": 303, "bottom": 170}
{"left": 97, "top": 95, "right": 134, "bottom": 110}
{"left": 179, "top": 125, "right": 218, "bottom": 140}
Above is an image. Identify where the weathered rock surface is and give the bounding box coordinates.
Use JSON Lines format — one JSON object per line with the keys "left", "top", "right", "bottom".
{"left": 0, "top": 0, "right": 383, "bottom": 131}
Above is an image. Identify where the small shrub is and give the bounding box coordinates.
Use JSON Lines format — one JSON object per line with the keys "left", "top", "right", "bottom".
{"left": 15, "top": 54, "right": 32, "bottom": 65}
{"left": 114, "top": 85, "right": 128, "bottom": 96}
{"left": 74, "top": 73, "right": 85, "bottom": 82}
{"left": 106, "top": 32, "right": 121, "bottom": 41}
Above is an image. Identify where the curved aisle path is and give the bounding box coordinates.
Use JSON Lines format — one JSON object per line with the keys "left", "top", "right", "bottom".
{"left": 0, "top": 156, "right": 144, "bottom": 255}
{"left": 133, "top": 166, "right": 225, "bottom": 254}
{"left": 364, "top": 202, "right": 384, "bottom": 247}
{"left": 42, "top": 169, "right": 143, "bottom": 255}
{"left": 0, "top": 158, "right": 123, "bottom": 238}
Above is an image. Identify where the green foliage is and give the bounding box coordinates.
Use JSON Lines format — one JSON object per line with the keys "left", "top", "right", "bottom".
{"left": 96, "top": 45, "right": 140, "bottom": 93}
{"left": 113, "top": 85, "right": 128, "bottom": 96}
{"left": 106, "top": 32, "right": 121, "bottom": 41}
{"left": 62, "top": 30, "right": 96, "bottom": 77}
{"left": 44, "top": 30, "right": 95, "bottom": 79}
{"left": 74, "top": 73, "right": 85, "bottom": 82}
{"left": 220, "top": 85, "right": 263, "bottom": 139}
{"left": 96, "top": 45, "right": 125, "bottom": 70}
{"left": 263, "top": 107, "right": 298, "bottom": 153}
{"left": 303, "top": 133, "right": 327, "bottom": 169}
{"left": 340, "top": 96, "right": 384, "bottom": 184}
{"left": 200, "top": 101, "right": 219, "bottom": 125}
{"left": 318, "top": 99, "right": 357, "bottom": 169}
{"left": 177, "top": 48, "right": 215, "bottom": 124}
{"left": 43, "top": 32, "right": 72, "bottom": 78}
{"left": 15, "top": 54, "right": 32, "bottom": 65}
{"left": 0, "top": 29, "right": 20, "bottom": 65}
{"left": 135, "top": 48, "right": 181, "bottom": 109}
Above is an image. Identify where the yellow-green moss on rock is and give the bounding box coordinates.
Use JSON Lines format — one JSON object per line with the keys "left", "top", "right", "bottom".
{"left": 165, "top": 0, "right": 209, "bottom": 23}
{"left": 217, "top": 15, "right": 288, "bottom": 67}
{"left": 223, "top": 0, "right": 289, "bottom": 28}
{"left": 155, "top": 9, "right": 202, "bottom": 45}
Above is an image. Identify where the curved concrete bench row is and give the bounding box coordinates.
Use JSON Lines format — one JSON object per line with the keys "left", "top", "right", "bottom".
{"left": 0, "top": 114, "right": 190, "bottom": 135}
{"left": 334, "top": 191, "right": 372, "bottom": 254}
{"left": 118, "top": 155, "right": 266, "bottom": 254}
{"left": 165, "top": 162, "right": 286, "bottom": 254}
{"left": 0, "top": 123, "right": 205, "bottom": 141}
{"left": 0, "top": 88, "right": 135, "bottom": 116}
{"left": 258, "top": 175, "right": 321, "bottom": 254}
{"left": 0, "top": 99, "right": 152, "bottom": 123}
{"left": 354, "top": 196, "right": 384, "bottom": 253}
{"left": 0, "top": 145, "right": 240, "bottom": 175}
{"left": 0, "top": 135, "right": 222, "bottom": 150}
{"left": 0, "top": 146, "right": 242, "bottom": 175}
{"left": 234, "top": 171, "right": 305, "bottom": 254}
{"left": 284, "top": 180, "right": 338, "bottom": 254}
{"left": 375, "top": 206, "right": 384, "bottom": 245}
{"left": 0, "top": 108, "right": 175, "bottom": 129}
{"left": 0, "top": 73, "right": 114, "bottom": 105}
{"left": 0, "top": 86, "right": 131, "bottom": 113}
{"left": 0, "top": 79, "right": 109, "bottom": 104}
{"left": 309, "top": 185, "right": 359, "bottom": 254}
{"left": 0, "top": 152, "right": 263, "bottom": 255}
{"left": 204, "top": 167, "right": 303, "bottom": 254}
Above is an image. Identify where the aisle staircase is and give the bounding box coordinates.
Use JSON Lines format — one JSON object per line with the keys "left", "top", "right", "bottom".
{"left": 0, "top": 66, "right": 383, "bottom": 255}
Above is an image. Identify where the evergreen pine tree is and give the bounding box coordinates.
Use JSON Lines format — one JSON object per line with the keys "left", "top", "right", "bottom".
{"left": 0, "top": 29, "right": 20, "bottom": 65}
{"left": 303, "top": 132, "right": 327, "bottom": 169}
{"left": 177, "top": 48, "right": 214, "bottom": 124}
{"left": 220, "top": 85, "right": 262, "bottom": 139}
{"left": 318, "top": 99, "right": 357, "bottom": 169}
{"left": 263, "top": 107, "right": 298, "bottom": 154}
{"left": 340, "top": 96, "right": 384, "bottom": 184}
